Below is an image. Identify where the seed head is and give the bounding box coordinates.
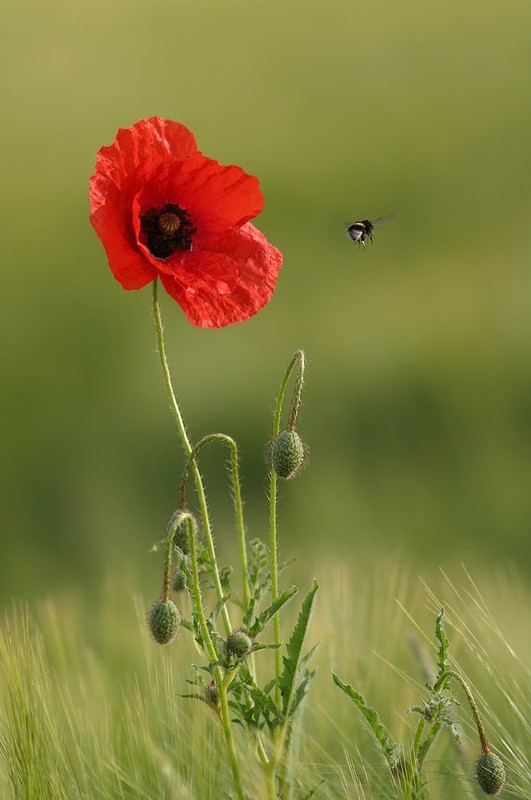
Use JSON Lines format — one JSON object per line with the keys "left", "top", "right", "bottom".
{"left": 475, "top": 752, "right": 506, "bottom": 796}
{"left": 148, "top": 599, "right": 181, "bottom": 645}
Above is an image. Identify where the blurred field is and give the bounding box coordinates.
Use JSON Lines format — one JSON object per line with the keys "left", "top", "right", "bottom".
{"left": 1, "top": 563, "right": 529, "bottom": 798}
{"left": 1, "top": 0, "right": 531, "bottom": 603}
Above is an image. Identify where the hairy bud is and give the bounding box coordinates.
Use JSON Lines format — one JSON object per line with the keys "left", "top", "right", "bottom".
{"left": 148, "top": 599, "right": 181, "bottom": 645}
{"left": 271, "top": 430, "right": 307, "bottom": 480}
{"left": 166, "top": 510, "right": 198, "bottom": 555}
{"left": 475, "top": 752, "right": 506, "bottom": 796}
{"left": 171, "top": 569, "right": 186, "bottom": 592}
{"left": 227, "top": 630, "right": 253, "bottom": 659}
{"left": 202, "top": 680, "right": 220, "bottom": 711}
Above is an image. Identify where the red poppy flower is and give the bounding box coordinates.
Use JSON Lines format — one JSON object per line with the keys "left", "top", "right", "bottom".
{"left": 89, "top": 117, "right": 282, "bottom": 328}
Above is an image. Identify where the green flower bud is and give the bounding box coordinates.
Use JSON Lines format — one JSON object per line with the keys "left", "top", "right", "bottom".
{"left": 166, "top": 510, "right": 198, "bottom": 555}
{"left": 148, "top": 599, "right": 181, "bottom": 645}
{"left": 475, "top": 752, "right": 506, "bottom": 796}
{"left": 171, "top": 569, "right": 186, "bottom": 592}
{"left": 202, "top": 680, "right": 220, "bottom": 711}
{"left": 271, "top": 430, "right": 307, "bottom": 480}
{"left": 227, "top": 630, "right": 253, "bottom": 659}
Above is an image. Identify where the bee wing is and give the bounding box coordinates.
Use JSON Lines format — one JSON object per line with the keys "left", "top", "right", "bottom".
{"left": 371, "top": 213, "right": 395, "bottom": 227}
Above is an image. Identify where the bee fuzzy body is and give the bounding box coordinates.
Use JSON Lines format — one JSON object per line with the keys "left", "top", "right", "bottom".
{"left": 345, "top": 214, "right": 393, "bottom": 248}
{"left": 346, "top": 220, "right": 374, "bottom": 247}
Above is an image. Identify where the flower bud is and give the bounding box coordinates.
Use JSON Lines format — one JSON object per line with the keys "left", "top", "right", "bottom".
{"left": 475, "top": 752, "right": 506, "bottom": 796}
{"left": 171, "top": 569, "right": 186, "bottom": 592}
{"left": 202, "top": 680, "right": 220, "bottom": 711}
{"left": 271, "top": 430, "right": 307, "bottom": 480}
{"left": 166, "top": 510, "right": 198, "bottom": 554}
{"left": 227, "top": 630, "right": 253, "bottom": 659}
{"left": 148, "top": 599, "right": 181, "bottom": 645}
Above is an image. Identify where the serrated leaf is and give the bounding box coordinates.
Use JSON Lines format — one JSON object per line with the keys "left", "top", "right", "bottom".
{"left": 435, "top": 608, "right": 449, "bottom": 677}
{"left": 209, "top": 594, "right": 230, "bottom": 626}
{"left": 438, "top": 708, "right": 461, "bottom": 742}
{"left": 251, "top": 642, "right": 280, "bottom": 652}
{"left": 228, "top": 667, "right": 281, "bottom": 733}
{"left": 332, "top": 673, "right": 404, "bottom": 771}
{"left": 219, "top": 565, "right": 233, "bottom": 592}
{"left": 248, "top": 585, "right": 298, "bottom": 637}
{"left": 289, "top": 667, "right": 315, "bottom": 717}
{"left": 279, "top": 581, "right": 318, "bottom": 719}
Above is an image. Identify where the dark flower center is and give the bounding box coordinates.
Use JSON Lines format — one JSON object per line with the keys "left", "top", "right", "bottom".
{"left": 140, "top": 203, "right": 196, "bottom": 259}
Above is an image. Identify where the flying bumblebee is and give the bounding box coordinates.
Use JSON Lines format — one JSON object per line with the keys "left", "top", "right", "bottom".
{"left": 345, "top": 214, "right": 394, "bottom": 248}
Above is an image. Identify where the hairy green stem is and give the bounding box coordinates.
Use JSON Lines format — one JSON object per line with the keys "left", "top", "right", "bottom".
{"left": 151, "top": 279, "right": 231, "bottom": 636}
{"left": 403, "top": 717, "right": 425, "bottom": 800}
{"left": 269, "top": 350, "right": 305, "bottom": 708}
{"left": 184, "top": 511, "right": 246, "bottom": 800}
{"left": 435, "top": 669, "right": 490, "bottom": 753}
{"left": 161, "top": 522, "right": 177, "bottom": 601}
{"left": 178, "top": 433, "right": 249, "bottom": 608}
{"left": 181, "top": 514, "right": 217, "bottom": 663}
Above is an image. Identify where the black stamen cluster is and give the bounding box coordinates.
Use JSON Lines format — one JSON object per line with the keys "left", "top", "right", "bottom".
{"left": 140, "top": 203, "right": 196, "bottom": 259}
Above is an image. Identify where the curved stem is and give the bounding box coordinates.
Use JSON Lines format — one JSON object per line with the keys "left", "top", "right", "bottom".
{"left": 161, "top": 526, "right": 176, "bottom": 602}
{"left": 178, "top": 433, "right": 249, "bottom": 608}
{"left": 181, "top": 514, "right": 217, "bottom": 663}
{"left": 151, "top": 280, "right": 231, "bottom": 636}
{"left": 269, "top": 350, "right": 305, "bottom": 708}
{"left": 435, "top": 669, "right": 490, "bottom": 753}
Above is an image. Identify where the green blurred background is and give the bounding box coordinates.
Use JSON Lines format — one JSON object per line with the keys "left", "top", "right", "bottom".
{"left": 2, "top": 0, "right": 530, "bottom": 605}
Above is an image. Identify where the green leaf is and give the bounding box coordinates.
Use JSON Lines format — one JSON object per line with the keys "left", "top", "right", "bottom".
{"left": 242, "top": 540, "right": 272, "bottom": 628}
{"left": 209, "top": 594, "right": 230, "bottom": 626}
{"left": 248, "top": 585, "right": 298, "bottom": 637}
{"left": 332, "top": 673, "right": 404, "bottom": 772}
{"left": 279, "top": 581, "right": 319, "bottom": 719}
{"left": 227, "top": 666, "right": 281, "bottom": 733}
{"left": 219, "top": 565, "right": 233, "bottom": 593}
{"left": 435, "top": 608, "right": 449, "bottom": 677}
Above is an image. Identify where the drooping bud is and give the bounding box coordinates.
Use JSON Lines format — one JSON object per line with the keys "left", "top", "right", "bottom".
{"left": 166, "top": 510, "right": 198, "bottom": 555}
{"left": 227, "top": 630, "right": 253, "bottom": 659}
{"left": 271, "top": 430, "right": 307, "bottom": 480}
{"left": 202, "top": 680, "right": 220, "bottom": 712}
{"left": 171, "top": 569, "right": 186, "bottom": 592}
{"left": 475, "top": 752, "right": 506, "bottom": 796}
{"left": 148, "top": 599, "right": 181, "bottom": 645}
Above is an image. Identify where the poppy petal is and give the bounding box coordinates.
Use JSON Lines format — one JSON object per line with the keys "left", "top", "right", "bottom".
{"left": 91, "top": 118, "right": 197, "bottom": 204}
{"left": 90, "top": 180, "right": 157, "bottom": 289}
{"left": 159, "top": 223, "right": 282, "bottom": 328}
{"left": 138, "top": 152, "right": 264, "bottom": 246}
{"left": 90, "top": 118, "right": 282, "bottom": 324}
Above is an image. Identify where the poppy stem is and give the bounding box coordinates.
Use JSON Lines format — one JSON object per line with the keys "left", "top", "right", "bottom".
{"left": 269, "top": 350, "right": 306, "bottom": 708}
{"left": 177, "top": 433, "right": 250, "bottom": 608}
{"left": 183, "top": 511, "right": 247, "bottom": 800}
{"left": 151, "top": 279, "right": 232, "bottom": 636}
{"left": 434, "top": 669, "right": 490, "bottom": 754}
